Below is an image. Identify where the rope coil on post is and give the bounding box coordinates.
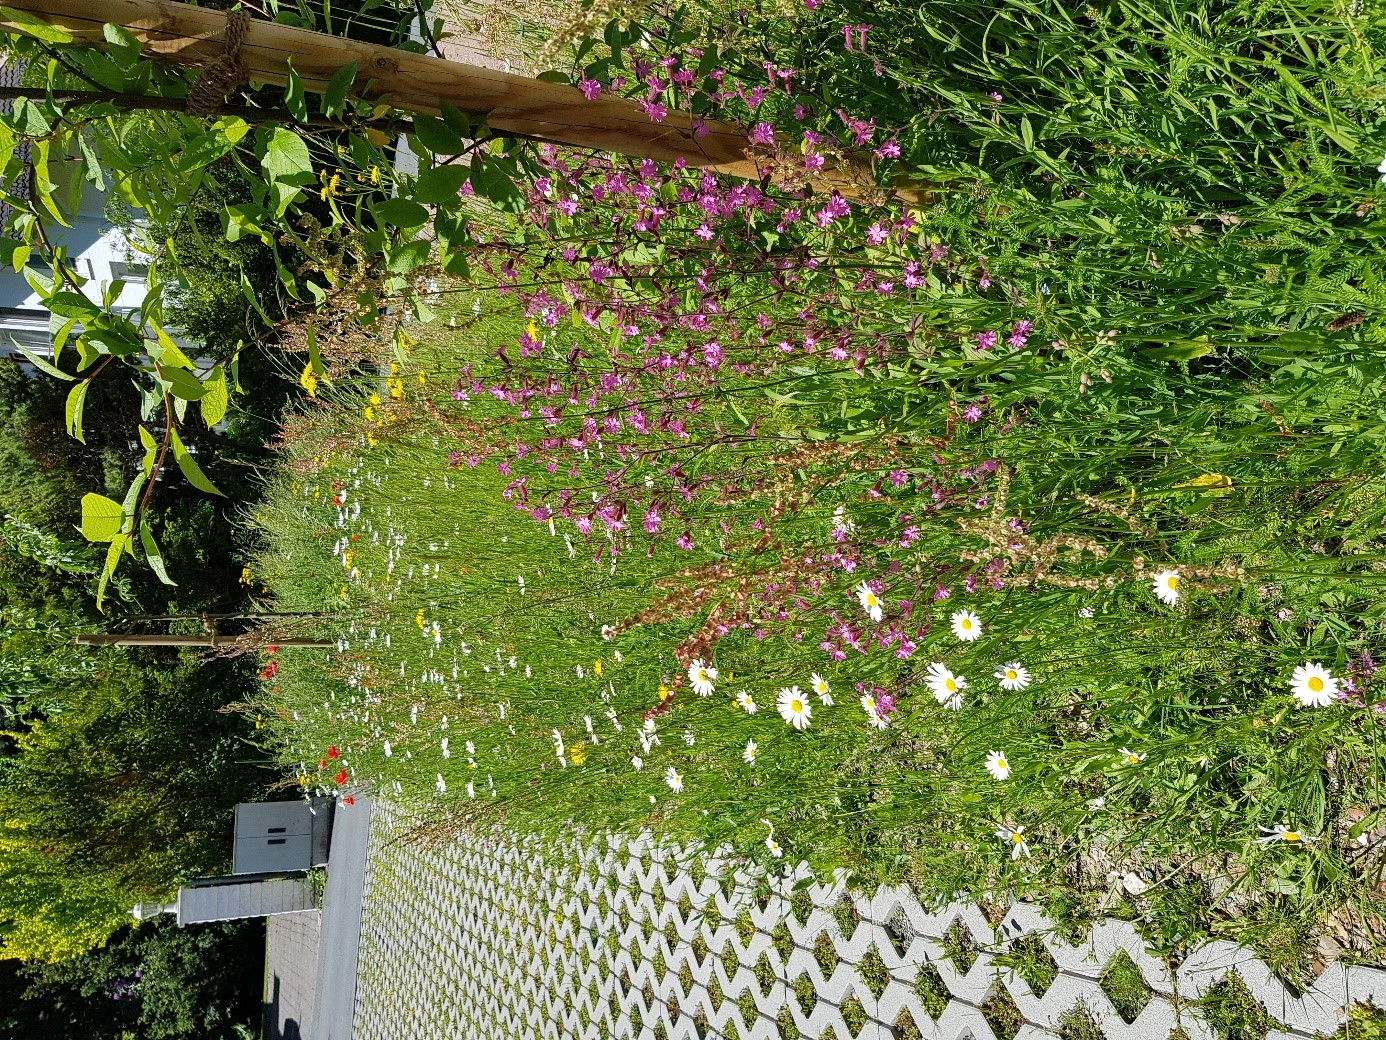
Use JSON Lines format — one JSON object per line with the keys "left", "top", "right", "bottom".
{"left": 185, "top": 7, "right": 249, "bottom": 117}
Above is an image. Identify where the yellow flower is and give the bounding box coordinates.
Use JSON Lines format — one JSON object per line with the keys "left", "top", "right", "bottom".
{"left": 239, "top": 566, "right": 254, "bottom": 585}
{"left": 570, "top": 743, "right": 587, "bottom": 765}
{"left": 594, "top": 660, "right": 603, "bottom": 676}
{"left": 657, "top": 684, "right": 671, "bottom": 702}
{"left": 299, "top": 361, "right": 318, "bottom": 397}
{"left": 370, "top": 165, "right": 381, "bottom": 185}
{"left": 369, "top": 393, "right": 382, "bottom": 406}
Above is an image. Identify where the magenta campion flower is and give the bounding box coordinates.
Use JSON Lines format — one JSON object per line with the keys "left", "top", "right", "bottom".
{"left": 675, "top": 532, "right": 695, "bottom": 550}
{"left": 866, "top": 223, "right": 889, "bottom": 245}
{"left": 642, "top": 100, "right": 669, "bottom": 122}
{"left": 644, "top": 509, "right": 662, "bottom": 534}
{"left": 749, "top": 122, "right": 776, "bottom": 146}
{"left": 962, "top": 403, "right": 984, "bottom": 423}
{"left": 976, "top": 330, "right": 999, "bottom": 350}
{"left": 874, "top": 140, "right": 901, "bottom": 159}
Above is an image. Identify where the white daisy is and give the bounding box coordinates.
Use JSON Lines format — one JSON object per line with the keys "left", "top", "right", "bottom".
{"left": 1117, "top": 747, "right": 1146, "bottom": 766}
{"left": 743, "top": 740, "right": 758, "bottom": 765}
{"left": 996, "top": 824, "right": 1031, "bottom": 860}
{"left": 435, "top": 773, "right": 447, "bottom": 794}
{"left": 601, "top": 624, "right": 615, "bottom": 640}
{"left": 855, "top": 580, "right": 884, "bottom": 622}
{"left": 631, "top": 756, "right": 643, "bottom": 771}
{"left": 985, "top": 750, "right": 1011, "bottom": 780}
{"left": 382, "top": 740, "right": 392, "bottom": 758}
{"left": 926, "top": 662, "right": 966, "bottom": 710}
{"left": 1151, "top": 569, "right": 1179, "bottom": 606}
{"left": 1290, "top": 662, "right": 1338, "bottom": 708}
{"left": 665, "top": 767, "right": 683, "bottom": 794}
{"left": 736, "top": 690, "right": 758, "bottom": 714}
{"left": 687, "top": 659, "right": 718, "bottom": 696}
{"left": 777, "top": 686, "right": 813, "bottom": 731}
{"left": 810, "top": 673, "right": 834, "bottom": 705}
{"left": 1078, "top": 606, "right": 1095, "bottom": 619}
{"left": 994, "top": 662, "right": 1030, "bottom": 690}
{"left": 860, "top": 693, "right": 889, "bottom": 729}
{"left": 683, "top": 729, "right": 696, "bottom": 746}
{"left": 950, "top": 609, "right": 982, "bottom": 641}
{"left": 1258, "top": 823, "right": 1310, "bottom": 845}
{"left": 761, "top": 818, "right": 783, "bottom": 858}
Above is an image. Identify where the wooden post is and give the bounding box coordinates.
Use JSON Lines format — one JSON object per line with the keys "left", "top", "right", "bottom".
{"left": 76, "top": 633, "right": 333, "bottom": 647}
{"left": 0, "top": 0, "right": 920, "bottom": 200}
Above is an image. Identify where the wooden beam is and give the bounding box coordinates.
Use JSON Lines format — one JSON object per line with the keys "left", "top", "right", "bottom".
{"left": 0, "top": 0, "right": 925, "bottom": 200}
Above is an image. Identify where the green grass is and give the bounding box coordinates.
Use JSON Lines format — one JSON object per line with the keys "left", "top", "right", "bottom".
{"left": 1198, "top": 973, "right": 1276, "bottom": 1040}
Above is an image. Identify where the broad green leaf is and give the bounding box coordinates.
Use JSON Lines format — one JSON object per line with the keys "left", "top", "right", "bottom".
{"left": 120, "top": 470, "right": 146, "bottom": 514}
{"left": 45, "top": 291, "right": 100, "bottom": 321}
{"left": 169, "top": 425, "right": 223, "bottom": 496}
{"left": 200, "top": 364, "right": 228, "bottom": 427}
{"left": 140, "top": 519, "right": 175, "bottom": 585}
{"left": 438, "top": 101, "right": 472, "bottom": 139}
{"left": 151, "top": 321, "right": 195, "bottom": 369}
{"left": 80, "top": 493, "right": 124, "bottom": 542}
{"left": 31, "top": 139, "right": 69, "bottom": 227}
{"left": 386, "top": 238, "right": 430, "bottom": 274}
{"left": 284, "top": 58, "right": 308, "bottom": 122}
{"left": 138, "top": 424, "right": 157, "bottom": 476}
{"left": 411, "top": 116, "right": 463, "bottom": 155}
{"left": 96, "top": 533, "right": 124, "bottom": 611}
{"left": 11, "top": 339, "right": 73, "bottom": 380}
{"left": 323, "top": 61, "right": 357, "bottom": 118}
{"left": 441, "top": 250, "right": 469, "bottom": 278}
{"left": 469, "top": 159, "right": 523, "bottom": 211}
{"left": 77, "top": 131, "right": 105, "bottom": 191}
{"left": 262, "top": 127, "right": 314, "bottom": 183}
{"left": 415, "top": 164, "right": 468, "bottom": 205}
{"left": 101, "top": 21, "right": 141, "bottom": 61}
{"left": 65, "top": 379, "right": 87, "bottom": 443}
{"left": 373, "top": 197, "right": 429, "bottom": 228}
{"left": 306, "top": 323, "right": 326, "bottom": 379}
{"left": 161, "top": 364, "right": 207, "bottom": 401}
{"left": 0, "top": 6, "right": 73, "bottom": 44}
{"left": 1020, "top": 116, "right": 1034, "bottom": 150}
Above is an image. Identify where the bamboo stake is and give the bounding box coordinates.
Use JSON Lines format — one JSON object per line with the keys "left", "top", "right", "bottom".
{"left": 0, "top": 0, "right": 924, "bottom": 200}
{"left": 76, "top": 633, "right": 333, "bottom": 647}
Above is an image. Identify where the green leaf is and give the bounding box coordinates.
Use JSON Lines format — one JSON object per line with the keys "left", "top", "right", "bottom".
{"left": 77, "top": 131, "right": 106, "bottom": 192}
{"left": 373, "top": 197, "right": 430, "bottom": 228}
{"left": 151, "top": 321, "right": 195, "bottom": 369}
{"left": 139, "top": 519, "right": 175, "bottom": 585}
{"left": 284, "top": 58, "right": 308, "bottom": 122}
{"left": 138, "top": 424, "right": 157, "bottom": 476}
{"left": 438, "top": 101, "right": 472, "bottom": 139}
{"left": 65, "top": 380, "right": 88, "bottom": 443}
{"left": 414, "top": 164, "right": 469, "bottom": 205}
{"left": 161, "top": 364, "right": 207, "bottom": 401}
{"left": 80, "top": 493, "right": 124, "bottom": 542}
{"left": 0, "top": 6, "right": 74, "bottom": 44}
{"left": 386, "top": 238, "right": 431, "bottom": 274}
{"left": 411, "top": 115, "right": 464, "bottom": 155}
{"left": 306, "top": 324, "right": 326, "bottom": 379}
{"left": 535, "top": 70, "right": 570, "bottom": 83}
{"left": 441, "top": 250, "right": 469, "bottom": 278}
{"left": 1145, "top": 341, "right": 1216, "bottom": 362}
{"left": 97, "top": 532, "right": 126, "bottom": 611}
{"left": 11, "top": 338, "right": 73, "bottom": 380}
{"left": 169, "top": 425, "right": 223, "bottom": 496}
{"left": 469, "top": 158, "right": 524, "bottom": 211}
{"left": 262, "top": 127, "right": 314, "bottom": 183}
{"left": 323, "top": 61, "right": 357, "bottom": 118}
{"left": 102, "top": 20, "right": 141, "bottom": 63}
{"left": 45, "top": 290, "right": 100, "bottom": 321}
{"left": 120, "top": 470, "right": 146, "bottom": 515}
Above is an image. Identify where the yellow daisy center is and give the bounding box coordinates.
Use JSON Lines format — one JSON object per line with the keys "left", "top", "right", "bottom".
{"left": 1167, "top": 575, "right": 1178, "bottom": 589}
{"left": 698, "top": 669, "right": 708, "bottom": 682}
{"left": 866, "top": 593, "right": 878, "bottom": 607}
{"left": 1284, "top": 831, "right": 1301, "bottom": 842}
{"left": 1011, "top": 833, "right": 1024, "bottom": 844}
{"left": 961, "top": 619, "right": 973, "bottom": 630}
{"left": 945, "top": 679, "right": 957, "bottom": 692}
{"left": 791, "top": 699, "right": 803, "bottom": 713}
{"left": 997, "top": 758, "right": 1007, "bottom": 769}
{"left": 1307, "top": 676, "right": 1324, "bottom": 693}
{"left": 1006, "top": 670, "right": 1018, "bottom": 680}
{"left": 1128, "top": 755, "right": 1140, "bottom": 764}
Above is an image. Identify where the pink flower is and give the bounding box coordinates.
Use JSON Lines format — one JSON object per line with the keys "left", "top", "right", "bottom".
{"left": 976, "top": 331, "right": 998, "bottom": 351}
{"left": 641, "top": 100, "right": 668, "bottom": 123}
{"left": 749, "top": 122, "right": 776, "bottom": 147}
{"left": 874, "top": 140, "right": 901, "bottom": 159}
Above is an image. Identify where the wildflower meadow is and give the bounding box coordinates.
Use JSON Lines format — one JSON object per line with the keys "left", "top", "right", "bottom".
{"left": 243, "top": 0, "right": 1386, "bottom": 981}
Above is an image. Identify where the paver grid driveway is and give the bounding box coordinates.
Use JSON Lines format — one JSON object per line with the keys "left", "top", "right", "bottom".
{"left": 351, "top": 802, "right": 1386, "bottom": 1040}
